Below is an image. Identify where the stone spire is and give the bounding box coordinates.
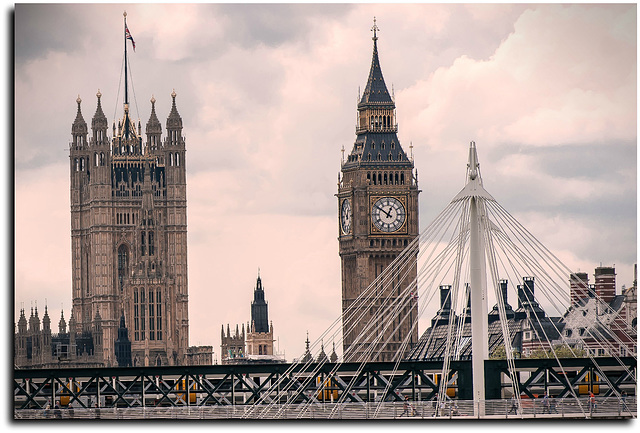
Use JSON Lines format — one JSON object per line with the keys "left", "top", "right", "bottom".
{"left": 166, "top": 89, "right": 183, "bottom": 131}
{"left": 92, "top": 89, "right": 108, "bottom": 131}
{"left": 17, "top": 308, "right": 27, "bottom": 333}
{"left": 146, "top": 95, "right": 162, "bottom": 131}
{"left": 72, "top": 95, "right": 88, "bottom": 142}
{"left": 42, "top": 305, "right": 51, "bottom": 332}
{"left": 58, "top": 310, "right": 67, "bottom": 334}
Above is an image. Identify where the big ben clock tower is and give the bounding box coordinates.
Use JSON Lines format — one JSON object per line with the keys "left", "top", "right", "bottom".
{"left": 338, "top": 20, "right": 419, "bottom": 362}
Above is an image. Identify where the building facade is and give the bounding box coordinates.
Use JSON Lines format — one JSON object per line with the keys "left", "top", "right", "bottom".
{"left": 70, "top": 87, "right": 189, "bottom": 367}
{"left": 337, "top": 22, "right": 420, "bottom": 361}
{"left": 15, "top": 306, "right": 104, "bottom": 369}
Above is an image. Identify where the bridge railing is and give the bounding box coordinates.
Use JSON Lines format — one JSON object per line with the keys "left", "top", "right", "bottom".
{"left": 14, "top": 396, "right": 636, "bottom": 420}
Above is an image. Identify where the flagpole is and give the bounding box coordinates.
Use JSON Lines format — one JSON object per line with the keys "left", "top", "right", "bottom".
{"left": 124, "top": 11, "right": 129, "bottom": 107}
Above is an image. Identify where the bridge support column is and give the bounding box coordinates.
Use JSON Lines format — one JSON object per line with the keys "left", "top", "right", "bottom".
{"left": 470, "top": 195, "right": 488, "bottom": 416}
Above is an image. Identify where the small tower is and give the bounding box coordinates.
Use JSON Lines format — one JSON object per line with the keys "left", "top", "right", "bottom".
{"left": 246, "top": 272, "right": 275, "bottom": 357}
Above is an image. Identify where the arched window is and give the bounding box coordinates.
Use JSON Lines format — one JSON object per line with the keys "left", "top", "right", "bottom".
{"left": 141, "top": 231, "right": 146, "bottom": 256}
{"left": 169, "top": 153, "right": 174, "bottom": 166}
{"left": 400, "top": 173, "right": 405, "bottom": 185}
{"left": 94, "top": 153, "right": 99, "bottom": 167}
{"left": 117, "top": 245, "right": 129, "bottom": 292}
{"left": 176, "top": 153, "right": 180, "bottom": 167}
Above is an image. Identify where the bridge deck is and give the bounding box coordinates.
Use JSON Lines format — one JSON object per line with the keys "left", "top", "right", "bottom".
{"left": 14, "top": 398, "right": 636, "bottom": 420}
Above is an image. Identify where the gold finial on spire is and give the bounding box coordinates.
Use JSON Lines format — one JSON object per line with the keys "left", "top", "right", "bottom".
{"left": 96, "top": 89, "right": 102, "bottom": 99}
{"left": 171, "top": 89, "right": 176, "bottom": 99}
{"left": 123, "top": 10, "right": 127, "bottom": 18}
{"left": 371, "top": 16, "right": 379, "bottom": 41}
{"left": 150, "top": 95, "right": 156, "bottom": 105}
{"left": 76, "top": 95, "right": 81, "bottom": 104}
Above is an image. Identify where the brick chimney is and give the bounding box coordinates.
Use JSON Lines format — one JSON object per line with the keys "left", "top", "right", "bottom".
{"left": 594, "top": 266, "right": 616, "bottom": 304}
{"left": 570, "top": 272, "right": 589, "bottom": 306}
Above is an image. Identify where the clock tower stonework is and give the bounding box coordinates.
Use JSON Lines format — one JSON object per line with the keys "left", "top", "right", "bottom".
{"left": 338, "top": 22, "right": 419, "bottom": 362}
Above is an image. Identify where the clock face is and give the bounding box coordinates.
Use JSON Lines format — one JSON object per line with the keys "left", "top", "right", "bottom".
{"left": 371, "top": 197, "right": 406, "bottom": 232}
{"left": 340, "top": 198, "right": 352, "bottom": 234}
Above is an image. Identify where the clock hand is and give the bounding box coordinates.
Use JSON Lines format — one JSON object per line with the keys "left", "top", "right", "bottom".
{"left": 379, "top": 206, "right": 393, "bottom": 218}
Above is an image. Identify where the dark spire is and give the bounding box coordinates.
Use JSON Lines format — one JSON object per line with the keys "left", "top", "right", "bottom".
{"left": 251, "top": 270, "right": 269, "bottom": 333}
{"left": 115, "top": 310, "right": 132, "bottom": 367}
{"left": 301, "top": 331, "right": 313, "bottom": 363}
{"left": 58, "top": 310, "right": 67, "bottom": 334}
{"left": 330, "top": 342, "right": 338, "bottom": 363}
{"left": 359, "top": 17, "right": 394, "bottom": 108}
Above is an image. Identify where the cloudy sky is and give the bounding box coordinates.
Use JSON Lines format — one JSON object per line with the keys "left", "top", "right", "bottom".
{"left": 14, "top": 3, "right": 636, "bottom": 362}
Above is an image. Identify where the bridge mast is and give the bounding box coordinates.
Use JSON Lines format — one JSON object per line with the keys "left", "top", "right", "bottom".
{"left": 457, "top": 141, "right": 490, "bottom": 415}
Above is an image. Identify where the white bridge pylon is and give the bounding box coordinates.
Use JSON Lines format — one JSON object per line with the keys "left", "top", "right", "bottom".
{"left": 242, "top": 141, "right": 635, "bottom": 420}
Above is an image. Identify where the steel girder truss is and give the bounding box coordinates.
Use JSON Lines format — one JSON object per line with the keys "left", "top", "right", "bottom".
{"left": 484, "top": 357, "right": 637, "bottom": 400}
{"left": 14, "top": 358, "right": 634, "bottom": 409}
{"left": 14, "top": 361, "right": 469, "bottom": 409}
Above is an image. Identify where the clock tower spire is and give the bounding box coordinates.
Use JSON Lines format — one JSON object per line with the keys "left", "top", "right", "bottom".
{"left": 337, "top": 19, "right": 420, "bottom": 362}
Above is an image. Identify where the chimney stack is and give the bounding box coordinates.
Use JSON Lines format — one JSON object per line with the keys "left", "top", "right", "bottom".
{"left": 570, "top": 272, "right": 589, "bottom": 306}
{"left": 594, "top": 266, "right": 616, "bottom": 304}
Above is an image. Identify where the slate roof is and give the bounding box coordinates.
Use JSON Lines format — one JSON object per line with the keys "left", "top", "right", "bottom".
{"left": 343, "top": 132, "right": 412, "bottom": 169}
{"left": 358, "top": 36, "right": 393, "bottom": 108}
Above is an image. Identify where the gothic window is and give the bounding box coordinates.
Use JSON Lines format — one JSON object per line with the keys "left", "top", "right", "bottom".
{"left": 395, "top": 173, "right": 399, "bottom": 185}
{"left": 400, "top": 173, "right": 405, "bottom": 185}
{"left": 140, "top": 289, "right": 146, "bottom": 340}
{"left": 149, "top": 289, "right": 155, "bottom": 340}
{"left": 367, "top": 173, "right": 371, "bottom": 184}
{"left": 134, "top": 288, "right": 139, "bottom": 341}
{"left": 141, "top": 231, "right": 146, "bottom": 256}
{"left": 94, "top": 153, "right": 99, "bottom": 167}
{"left": 149, "top": 231, "right": 155, "bottom": 256}
{"left": 378, "top": 173, "right": 382, "bottom": 184}
{"left": 170, "top": 153, "right": 174, "bottom": 166}
{"left": 383, "top": 173, "right": 388, "bottom": 184}
{"left": 156, "top": 288, "right": 162, "bottom": 340}
{"left": 74, "top": 158, "right": 79, "bottom": 172}
{"left": 259, "top": 345, "right": 263, "bottom": 355}
{"left": 176, "top": 153, "right": 180, "bottom": 167}
{"left": 117, "top": 245, "right": 129, "bottom": 293}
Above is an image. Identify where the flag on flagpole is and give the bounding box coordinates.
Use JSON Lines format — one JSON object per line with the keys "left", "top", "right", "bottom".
{"left": 125, "top": 24, "right": 136, "bottom": 51}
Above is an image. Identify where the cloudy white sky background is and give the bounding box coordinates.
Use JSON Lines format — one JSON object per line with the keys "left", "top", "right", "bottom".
{"left": 14, "top": 3, "right": 636, "bottom": 361}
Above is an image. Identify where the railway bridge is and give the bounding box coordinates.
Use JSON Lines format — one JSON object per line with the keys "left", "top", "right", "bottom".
{"left": 14, "top": 357, "right": 636, "bottom": 419}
